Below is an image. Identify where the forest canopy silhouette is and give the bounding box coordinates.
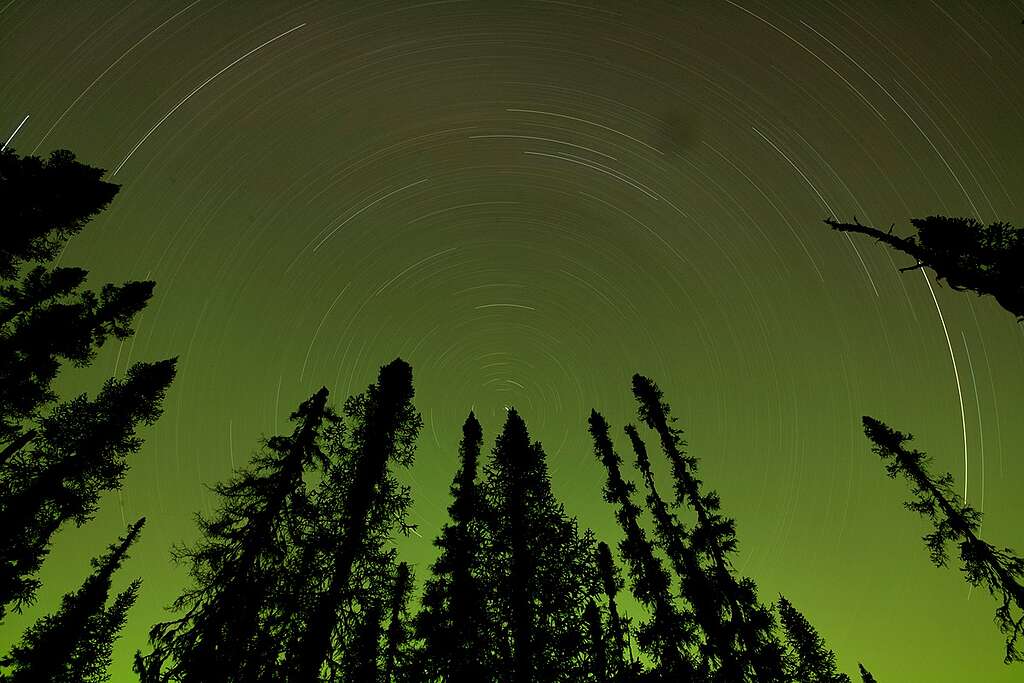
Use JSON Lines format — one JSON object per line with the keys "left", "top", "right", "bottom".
{"left": 1, "top": 146, "right": 1022, "bottom": 682}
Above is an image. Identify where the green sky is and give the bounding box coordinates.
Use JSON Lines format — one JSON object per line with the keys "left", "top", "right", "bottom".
{"left": 2, "top": 1, "right": 1024, "bottom": 680}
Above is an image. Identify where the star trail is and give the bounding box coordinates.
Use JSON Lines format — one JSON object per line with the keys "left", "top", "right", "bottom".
{"left": 2, "top": 1, "right": 1023, "bottom": 681}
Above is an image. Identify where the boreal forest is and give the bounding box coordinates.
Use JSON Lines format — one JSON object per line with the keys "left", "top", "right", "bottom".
{"left": 1, "top": 145, "right": 1022, "bottom": 681}
{"left": 2, "top": 3, "right": 1022, "bottom": 682}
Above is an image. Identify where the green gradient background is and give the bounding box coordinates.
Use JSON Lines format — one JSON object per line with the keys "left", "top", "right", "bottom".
{"left": 3, "top": 1, "right": 1024, "bottom": 680}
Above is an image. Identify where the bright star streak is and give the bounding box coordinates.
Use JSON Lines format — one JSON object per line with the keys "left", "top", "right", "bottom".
{"left": 921, "top": 270, "right": 968, "bottom": 503}
{"left": 723, "top": 0, "right": 887, "bottom": 122}
{"left": 751, "top": 125, "right": 880, "bottom": 297}
{"left": 506, "top": 108, "right": 665, "bottom": 155}
{"left": 31, "top": 0, "right": 202, "bottom": 155}
{"left": 2, "top": 114, "right": 29, "bottom": 150}
{"left": 961, "top": 330, "right": 983, "bottom": 513}
{"left": 112, "top": 22, "right": 306, "bottom": 176}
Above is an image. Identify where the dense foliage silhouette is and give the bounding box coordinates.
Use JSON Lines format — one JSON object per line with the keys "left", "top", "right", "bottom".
{"left": 2, "top": 518, "right": 144, "bottom": 682}
{"left": 287, "top": 358, "right": 421, "bottom": 682}
{"left": 590, "top": 409, "right": 696, "bottom": 679}
{"left": 135, "top": 388, "right": 336, "bottom": 682}
{"left": 595, "top": 541, "right": 634, "bottom": 681}
{"left": 480, "top": 409, "right": 599, "bottom": 683}
{"left": 776, "top": 595, "right": 850, "bottom": 683}
{"left": 825, "top": 216, "right": 1024, "bottom": 322}
{"left": 24, "top": 149, "right": 1024, "bottom": 679}
{"left": 414, "top": 413, "right": 493, "bottom": 682}
{"left": 631, "top": 376, "right": 787, "bottom": 683}
{"left": 862, "top": 417, "right": 1024, "bottom": 664}
{"left": 0, "top": 146, "right": 173, "bottom": 683}
{"left": 0, "top": 147, "right": 175, "bottom": 621}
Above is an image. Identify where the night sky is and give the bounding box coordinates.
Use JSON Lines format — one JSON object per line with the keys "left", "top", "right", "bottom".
{"left": 3, "top": 1, "right": 1024, "bottom": 681}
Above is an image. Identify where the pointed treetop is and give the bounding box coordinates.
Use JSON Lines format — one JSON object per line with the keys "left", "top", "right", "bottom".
{"left": 630, "top": 374, "right": 673, "bottom": 430}
{"left": 463, "top": 410, "right": 482, "bottom": 442}
{"left": 94, "top": 517, "right": 146, "bottom": 579}
{"left": 861, "top": 415, "right": 1024, "bottom": 663}
{"left": 1, "top": 518, "right": 145, "bottom": 683}
{"left": 0, "top": 147, "right": 120, "bottom": 278}
{"left": 858, "top": 662, "right": 878, "bottom": 683}
{"left": 777, "top": 594, "right": 851, "bottom": 683}
{"left": 291, "top": 386, "right": 329, "bottom": 420}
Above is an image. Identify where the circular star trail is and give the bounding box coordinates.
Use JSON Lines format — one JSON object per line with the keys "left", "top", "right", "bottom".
{"left": 2, "top": 2, "right": 1023, "bottom": 680}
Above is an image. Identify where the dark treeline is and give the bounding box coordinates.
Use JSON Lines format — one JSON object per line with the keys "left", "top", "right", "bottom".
{"left": 1, "top": 147, "right": 1021, "bottom": 681}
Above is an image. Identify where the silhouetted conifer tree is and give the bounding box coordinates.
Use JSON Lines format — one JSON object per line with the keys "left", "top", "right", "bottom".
{"left": 0, "top": 148, "right": 117, "bottom": 279}
{"left": 1, "top": 518, "right": 144, "bottom": 682}
{"left": 862, "top": 416, "right": 1024, "bottom": 663}
{"left": 135, "top": 388, "right": 335, "bottom": 682}
{"left": 382, "top": 562, "right": 413, "bottom": 683}
{"left": 481, "top": 408, "right": 598, "bottom": 683}
{"left": 825, "top": 216, "right": 1024, "bottom": 321}
{"left": 350, "top": 603, "right": 384, "bottom": 683}
{"left": 0, "top": 361, "right": 174, "bottom": 620}
{"left": 584, "top": 598, "right": 609, "bottom": 683}
{"left": 0, "top": 147, "right": 176, "bottom": 619}
{"left": 776, "top": 595, "right": 850, "bottom": 683}
{"left": 588, "top": 410, "right": 697, "bottom": 680}
{"left": 626, "top": 423, "right": 732, "bottom": 681}
{"left": 631, "top": 375, "right": 786, "bottom": 682}
{"left": 857, "top": 663, "right": 877, "bottom": 683}
{"left": 414, "top": 411, "right": 494, "bottom": 682}
{"left": 595, "top": 541, "right": 633, "bottom": 681}
{"left": 287, "top": 359, "right": 422, "bottom": 682}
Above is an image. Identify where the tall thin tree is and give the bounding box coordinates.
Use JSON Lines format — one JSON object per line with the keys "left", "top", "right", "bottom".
{"left": 776, "top": 595, "right": 850, "bottom": 683}
{"left": 631, "top": 375, "right": 786, "bottom": 682}
{"left": 287, "top": 359, "right": 422, "bottom": 682}
{"left": 382, "top": 562, "right": 414, "bottom": 683}
{"left": 349, "top": 603, "right": 384, "bottom": 683}
{"left": 625, "top": 422, "right": 732, "bottom": 681}
{"left": 481, "top": 408, "right": 598, "bottom": 683}
{"left": 414, "top": 411, "right": 492, "bottom": 682}
{"left": 136, "top": 388, "right": 334, "bottom": 682}
{"left": 1, "top": 518, "right": 145, "bottom": 682}
{"left": 588, "top": 409, "right": 696, "bottom": 680}
{"left": 595, "top": 541, "right": 632, "bottom": 681}
{"left": 0, "top": 147, "right": 176, "bottom": 619}
{"left": 862, "top": 416, "right": 1024, "bottom": 663}
{"left": 584, "top": 598, "right": 609, "bottom": 683}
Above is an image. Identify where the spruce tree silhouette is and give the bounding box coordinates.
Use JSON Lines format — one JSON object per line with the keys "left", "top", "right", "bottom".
{"left": 776, "top": 595, "right": 851, "bottom": 683}
{"left": 595, "top": 541, "right": 634, "bottom": 681}
{"left": 825, "top": 216, "right": 1024, "bottom": 321}
{"left": 857, "top": 663, "right": 878, "bottom": 683}
{"left": 0, "top": 147, "right": 176, "bottom": 619}
{"left": 862, "top": 416, "right": 1024, "bottom": 664}
{"left": 1, "top": 517, "right": 144, "bottom": 682}
{"left": 588, "top": 410, "right": 697, "bottom": 681}
{"left": 0, "top": 148, "right": 117, "bottom": 279}
{"left": 350, "top": 602, "right": 384, "bottom": 683}
{"left": 382, "top": 562, "right": 414, "bottom": 683}
{"left": 287, "top": 359, "right": 422, "bottom": 682}
{"left": 135, "top": 388, "right": 335, "bottom": 682}
{"left": 0, "top": 361, "right": 174, "bottom": 619}
{"left": 480, "top": 408, "right": 598, "bottom": 683}
{"left": 631, "top": 375, "right": 787, "bottom": 682}
{"left": 626, "top": 422, "right": 728, "bottom": 682}
{"left": 584, "top": 598, "right": 610, "bottom": 683}
{"left": 414, "top": 411, "right": 494, "bottom": 682}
